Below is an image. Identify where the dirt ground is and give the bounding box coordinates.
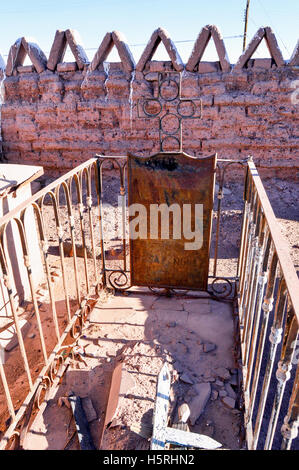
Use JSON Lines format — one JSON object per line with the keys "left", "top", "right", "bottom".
{"left": 0, "top": 167, "right": 298, "bottom": 450}
{"left": 23, "top": 290, "right": 242, "bottom": 450}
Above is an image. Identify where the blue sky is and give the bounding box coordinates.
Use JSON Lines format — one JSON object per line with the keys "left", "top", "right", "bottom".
{"left": 0, "top": 0, "right": 298, "bottom": 64}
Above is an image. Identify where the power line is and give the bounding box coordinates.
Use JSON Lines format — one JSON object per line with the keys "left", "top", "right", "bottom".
{"left": 256, "top": 0, "right": 290, "bottom": 53}
{"left": 2, "top": 35, "right": 244, "bottom": 56}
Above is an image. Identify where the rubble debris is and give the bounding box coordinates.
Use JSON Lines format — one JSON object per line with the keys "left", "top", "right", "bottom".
{"left": 229, "top": 373, "right": 238, "bottom": 386}
{"left": 188, "top": 383, "right": 211, "bottom": 426}
{"left": 203, "top": 342, "right": 217, "bottom": 353}
{"left": 81, "top": 397, "right": 97, "bottom": 423}
{"left": 100, "top": 362, "right": 135, "bottom": 448}
{"left": 215, "top": 367, "right": 231, "bottom": 381}
{"left": 180, "top": 372, "right": 195, "bottom": 384}
{"left": 221, "top": 396, "right": 236, "bottom": 410}
{"left": 152, "top": 364, "right": 221, "bottom": 450}
{"left": 213, "top": 379, "right": 224, "bottom": 389}
{"left": 177, "top": 403, "right": 191, "bottom": 423}
{"left": 225, "top": 383, "right": 237, "bottom": 400}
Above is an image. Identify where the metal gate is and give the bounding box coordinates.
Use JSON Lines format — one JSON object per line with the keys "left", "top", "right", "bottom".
{"left": 127, "top": 151, "right": 216, "bottom": 290}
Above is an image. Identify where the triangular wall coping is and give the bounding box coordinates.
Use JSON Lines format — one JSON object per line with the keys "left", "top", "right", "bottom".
{"left": 136, "top": 27, "right": 184, "bottom": 72}
{"left": 89, "top": 31, "right": 135, "bottom": 73}
{"left": 6, "top": 37, "right": 47, "bottom": 76}
{"left": 289, "top": 40, "right": 299, "bottom": 66}
{"left": 47, "top": 29, "right": 89, "bottom": 71}
{"left": 186, "top": 25, "right": 231, "bottom": 72}
{"left": 233, "top": 27, "right": 285, "bottom": 71}
{"left": 2, "top": 26, "right": 296, "bottom": 77}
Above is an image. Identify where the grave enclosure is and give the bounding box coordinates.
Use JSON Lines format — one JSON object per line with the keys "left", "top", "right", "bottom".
{"left": 0, "top": 25, "right": 298, "bottom": 451}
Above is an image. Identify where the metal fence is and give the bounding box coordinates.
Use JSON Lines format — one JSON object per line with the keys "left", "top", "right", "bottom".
{"left": 238, "top": 160, "right": 299, "bottom": 450}
{"left": 0, "top": 158, "right": 102, "bottom": 449}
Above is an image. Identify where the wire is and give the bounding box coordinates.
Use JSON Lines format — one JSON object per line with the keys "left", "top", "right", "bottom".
{"left": 2, "top": 35, "right": 244, "bottom": 57}
{"left": 256, "top": 0, "right": 290, "bottom": 54}
{"left": 248, "top": 17, "right": 263, "bottom": 57}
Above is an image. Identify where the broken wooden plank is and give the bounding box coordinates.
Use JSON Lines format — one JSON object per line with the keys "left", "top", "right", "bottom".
{"left": 151, "top": 362, "right": 171, "bottom": 449}
{"left": 165, "top": 426, "right": 222, "bottom": 449}
{"left": 150, "top": 363, "right": 223, "bottom": 450}
{"left": 68, "top": 393, "right": 96, "bottom": 450}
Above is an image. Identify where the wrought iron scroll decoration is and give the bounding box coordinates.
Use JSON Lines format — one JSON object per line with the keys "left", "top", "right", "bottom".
{"left": 209, "top": 158, "right": 250, "bottom": 300}
{"left": 97, "top": 156, "right": 251, "bottom": 300}
{"left": 137, "top": 72, "right": 202, "bottom": 152}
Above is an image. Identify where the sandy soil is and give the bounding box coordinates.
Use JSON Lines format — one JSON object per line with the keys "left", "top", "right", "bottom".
{"left": 23, "top": 291, "right": 242, "bottom": 450}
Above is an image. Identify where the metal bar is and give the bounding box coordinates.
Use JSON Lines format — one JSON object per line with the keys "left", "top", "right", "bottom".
{"left": 246, "top": 251, "right": 278, "bottom": 425}
{"left": 247, "top": 161, "right": 299, "bottom": 320}
{"left": 213, "top": 166, "right": 224, "bottom": 277}
{"left": 239, "top": 184, "right": 256, "bottom": 318}
{"left": 281, "top": 362, "right": 299, "bottom": 450}
{"left": 243, "top": 217, "right": 267, "bottom": 365}
{"left": 0, "top": 243, "right": 33, "bottom": 391}
{"left": 18, "top": 212, "right": 48, "bottom": 364}
{"left": 66, "top": 194, "right": 82, "bottom": 305}
{"left": 0, "top": 159, "right": 99, "bottom": 228}
{"left": 0, "top": 359, "right": 15, "bottom": 419}
{"left": 85, "top": 167, "right": 98, "bottom": 285}
{"left": 97, "top": 158, "right": 107, "bottom": 287}
{"left": 53, "top": 183, "right": 72, "bottom": 321}
{"left": 252, "top": 277, "right": 287, "bottom": 449}
{"left": 264, "top": 309, "right": 298, "bottom": 449}
{"left": 240, "top": 193, "right": 259, "bottom": 330}
{"left": 245, "top": 235, "right": 271, "bottom": 390}
{"left": 0, "top": 303, "right": 86, "bottom": 450}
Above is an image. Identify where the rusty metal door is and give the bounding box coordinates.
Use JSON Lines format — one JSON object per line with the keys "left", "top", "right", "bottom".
{"left": 128, "top": 151, "right": 216, "bottom": 290}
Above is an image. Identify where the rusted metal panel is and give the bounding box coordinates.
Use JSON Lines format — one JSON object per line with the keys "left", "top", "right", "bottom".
{"left": 128, "top": 151, "right": 217, "bottom": 290}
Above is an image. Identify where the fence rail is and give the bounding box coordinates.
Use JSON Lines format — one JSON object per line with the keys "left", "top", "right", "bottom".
{"left": 238, "top": 160, "right": 299, "bottom": 450}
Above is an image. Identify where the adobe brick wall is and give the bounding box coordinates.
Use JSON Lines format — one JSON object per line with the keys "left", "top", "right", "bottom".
{"left": 1, "top": 27, "right": 298, "bottom": 178}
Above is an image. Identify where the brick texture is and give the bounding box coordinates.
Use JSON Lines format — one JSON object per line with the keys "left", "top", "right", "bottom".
{"left": 1, "top": 28, "right": 298, "bottom": 179}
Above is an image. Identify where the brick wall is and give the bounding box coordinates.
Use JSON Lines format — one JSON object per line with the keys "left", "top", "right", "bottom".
{"left": 1, "top": 27, "right": 298, "bottom": 178}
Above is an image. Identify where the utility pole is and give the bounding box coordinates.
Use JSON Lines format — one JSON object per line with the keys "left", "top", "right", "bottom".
{"left": 243, "top": 0, "right": 251, "bottom": 51}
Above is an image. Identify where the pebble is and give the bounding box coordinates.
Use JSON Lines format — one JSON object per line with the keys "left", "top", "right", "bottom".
{"left": 173, "top": 361, "right": 184, "bottom": 373}
{"left": 203, "top": 377, "right": 215, "bottom": 383}
{"left": 229, "top": 374, "right": 238, "bottom": 386}
{"left": 214, "top": 379, "right": 224, "bottom": 389}
{"left": 50, "top": 270, "right": 61, "bottom": 278}
{"left": 180, "top": 372, "right": 194, "bottom": 384}
{"left": 188, "top": 383, "right": 211, "bottom": 425}
{"left": 203, "top": 342, "right": 217, "bottom": 353}
{"left": 167, "top": 321, "right": 176, "bottom": 328}
{"left": 225, "top": 383, "right": 237, "bottom": 400}
{"left": 221, "top": 396, "right": 236, "bottom": 409}
{"left": 215, "top": 367, "right": 231, "bottom": 381}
